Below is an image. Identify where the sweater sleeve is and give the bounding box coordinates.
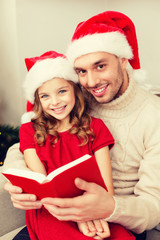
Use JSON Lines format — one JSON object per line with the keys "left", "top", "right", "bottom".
{"left": 106, "top": 103, "right": 160, "bottom": 233}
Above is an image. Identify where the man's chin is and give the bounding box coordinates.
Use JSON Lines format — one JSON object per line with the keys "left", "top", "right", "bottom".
{"left": 93, "top": 96, "right": 111, "bottom": 104}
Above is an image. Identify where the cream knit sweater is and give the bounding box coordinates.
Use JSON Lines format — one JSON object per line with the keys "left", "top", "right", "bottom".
{"left": 3, "top": 75, "right": 160, "bottom": 234}
{"left": 92, "top": 75, "right": 160, "bottom": 233}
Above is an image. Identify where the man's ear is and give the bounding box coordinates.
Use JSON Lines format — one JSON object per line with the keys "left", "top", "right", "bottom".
{"left": 120, "top": 58, "right": 128, "bottom": 69}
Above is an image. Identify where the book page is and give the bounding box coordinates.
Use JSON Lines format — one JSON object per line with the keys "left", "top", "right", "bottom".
{"left": 46, "top": 154, "right": 91, "bottom": 181}
{"left": 3, "top": 168, "right": 46, "bottom": 183}
{"left": 3, "top": 154, "right": 91, "bottom": 184}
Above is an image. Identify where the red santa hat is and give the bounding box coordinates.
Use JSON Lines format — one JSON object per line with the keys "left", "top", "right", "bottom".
{"left": 66, "top": 11, "right": 145, "bottom": 81}
{"left": 21, "top": 51, "right": 78, "bottom": 123}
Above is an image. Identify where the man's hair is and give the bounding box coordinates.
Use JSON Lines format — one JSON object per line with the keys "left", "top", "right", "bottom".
{"left": 31, "top": 81, "right": 94, "bottom": 146}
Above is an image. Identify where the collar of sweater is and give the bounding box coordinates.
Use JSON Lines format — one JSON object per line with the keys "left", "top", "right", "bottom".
{"left": 93, "top": 72, "right": 147, "bottom": 119}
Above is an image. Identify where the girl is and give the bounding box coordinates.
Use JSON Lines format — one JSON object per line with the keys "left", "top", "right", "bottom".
{"left": 19, "top": 51, "right": 135, "bottom": 240}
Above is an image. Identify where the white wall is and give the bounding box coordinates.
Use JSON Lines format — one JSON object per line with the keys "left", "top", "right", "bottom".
{"left": 106, "top": 0, "right": 160, "bottom": 87}
{"left": 16, "top": 0, "right": 106, "bottom": 84}
{"left": 1, "top": 0, "right": 160, "bottom": 125}
{"left": 0, "top": 0, "right": 106, "bottom": 125}
{"left": 0, "top": 0, "right": 22, "bottom": 125}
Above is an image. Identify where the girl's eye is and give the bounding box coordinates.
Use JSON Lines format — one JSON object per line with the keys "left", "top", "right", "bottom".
{"left": 59, "top": 89, "right": 66, "bottom": 94}
{"left": 41, "top": 94, "right": 48, "bottom": 99}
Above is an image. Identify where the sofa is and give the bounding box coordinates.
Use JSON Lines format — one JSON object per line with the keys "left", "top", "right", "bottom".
{"left": 0, "top": 166, "right": 26, "bottom": 240}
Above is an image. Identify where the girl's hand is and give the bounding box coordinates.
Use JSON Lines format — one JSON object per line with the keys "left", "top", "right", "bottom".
{"left": 77, "top": 221, "right": 97, "bottom": 238}
{"left": 94, "top": 219, "right": 110, "bottom": 239}
{"left": 77, "top": 219, "right": 110, "bottom": 239}
{"left": 4, "top": 182, "right": 42, "bottom": 210}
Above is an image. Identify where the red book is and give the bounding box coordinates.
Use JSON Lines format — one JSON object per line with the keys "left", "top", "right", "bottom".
{"left": 2, "top": 154, "right": 107, "bottom": 200}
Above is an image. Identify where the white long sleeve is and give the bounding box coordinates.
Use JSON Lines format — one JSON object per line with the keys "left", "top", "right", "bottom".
{"left": 93, "top": 75, "right": 160, "bottom": 233}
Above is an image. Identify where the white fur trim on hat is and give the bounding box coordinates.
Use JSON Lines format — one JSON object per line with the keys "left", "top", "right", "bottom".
{"left": 23, "top": 57, "right": 78, "bottom": 103}
{"left": 126, "top": 63, "right": 146, "bottom": 83}
{"left": 132, "top": 69, "right": 146, "bottom": 83}
{"left": 66, "top": 31, "right": 133, "bottom": 64}
{"left": 21, "top": 111, "right": 35, "bottom": 124}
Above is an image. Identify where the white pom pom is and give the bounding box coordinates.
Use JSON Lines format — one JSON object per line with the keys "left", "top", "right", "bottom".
{"left": 21, "top": 111, "right": 35, "bottom": 124}
{"left": 133, "top": 69, "right": 146, "bottom": 84}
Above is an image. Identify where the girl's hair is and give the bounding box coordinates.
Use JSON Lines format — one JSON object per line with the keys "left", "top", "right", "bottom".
{"left": 31, "top": 80, "right": 94, "bottom": 146}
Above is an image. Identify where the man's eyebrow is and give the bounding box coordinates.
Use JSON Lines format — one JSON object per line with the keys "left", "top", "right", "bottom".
{"left": 74, "top": 58, "right": 108, "bottom": 71}
{"left": 93, "top": 58, "right": 108, "bottom": 66}
{"left": 74, "top": 67, "right": 84, "bottom": 71}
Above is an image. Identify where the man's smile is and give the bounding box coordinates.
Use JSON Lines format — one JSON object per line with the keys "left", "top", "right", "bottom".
{"left": 91, "top": 85, "right": 109, "bottom": 97}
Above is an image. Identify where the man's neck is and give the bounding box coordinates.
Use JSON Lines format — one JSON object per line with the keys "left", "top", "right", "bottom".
{"left": 116, "top": 70, "right": 129, "bottom": 98}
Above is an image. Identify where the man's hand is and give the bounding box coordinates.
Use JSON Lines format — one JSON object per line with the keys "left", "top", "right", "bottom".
{"left": 41, "top": 178, "right": 115, "bottom": 222}
{"left": 4, "top": 182, "right": 42, "bottom": 210}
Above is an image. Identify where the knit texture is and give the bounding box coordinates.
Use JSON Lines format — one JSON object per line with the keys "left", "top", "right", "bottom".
{"left": 92, "top": 73, "right": 160, "bottom": 233}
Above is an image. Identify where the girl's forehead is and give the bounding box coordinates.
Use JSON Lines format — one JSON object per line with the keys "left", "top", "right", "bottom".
{"left": 38, "top": 78, "right": 72, "bottom": 92}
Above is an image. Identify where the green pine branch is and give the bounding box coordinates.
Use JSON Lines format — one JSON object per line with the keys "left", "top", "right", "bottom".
{"left": 0, "top": 125, "right": 20, "bottom": 166}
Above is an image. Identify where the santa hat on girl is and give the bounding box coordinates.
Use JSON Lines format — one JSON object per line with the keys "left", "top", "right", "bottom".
{"left": 66, "top": 11, "right": 145, "bottom": 82}
{"left": 21, "top": 51, "right": 78, "bottom": 124}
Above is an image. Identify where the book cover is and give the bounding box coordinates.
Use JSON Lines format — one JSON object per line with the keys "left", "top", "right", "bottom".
{"left": 2, "top": 154, "right": 107, "bottom": 200}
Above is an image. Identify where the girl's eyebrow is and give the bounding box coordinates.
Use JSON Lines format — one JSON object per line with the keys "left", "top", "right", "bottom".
{"left": 38, "top": 86, "right": 70, "bottom": 95}
{"left": 58, "top": 85, "right": 70, "bottom": 90}
{"left": 38, "top": 92, "right": 48, "bottom": 96}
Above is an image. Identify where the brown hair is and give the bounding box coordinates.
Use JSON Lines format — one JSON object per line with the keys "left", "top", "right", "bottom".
{"left": 31, "top": 81, "right": 94, "bottom": 146}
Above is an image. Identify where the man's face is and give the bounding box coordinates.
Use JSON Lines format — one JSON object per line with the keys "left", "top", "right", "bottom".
{"left": 74, "top": 52, "right": 128, "bottom": 104}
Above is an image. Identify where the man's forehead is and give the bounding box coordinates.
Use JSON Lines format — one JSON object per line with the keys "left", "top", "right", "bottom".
{"left": 74, "top": 52, "right": 111, "bottom": 68}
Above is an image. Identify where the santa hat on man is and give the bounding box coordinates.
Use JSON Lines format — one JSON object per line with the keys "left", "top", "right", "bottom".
{"left": 21, "top": 51, "right": 78, "bottom": 124}
{"left": 66, "top": 11, "right": 145, "bottom": 82}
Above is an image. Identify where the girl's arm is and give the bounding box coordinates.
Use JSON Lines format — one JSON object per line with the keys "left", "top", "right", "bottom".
{"left": 24, "top": 148, "right": 47, "bottom": 176}
{"left": 94, "top": 146, "right": 114, "bottom": 195}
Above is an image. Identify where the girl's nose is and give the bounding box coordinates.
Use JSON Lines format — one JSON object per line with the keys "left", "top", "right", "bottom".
{"left": 50, "top": 96, "right": 60, "bottom": 106}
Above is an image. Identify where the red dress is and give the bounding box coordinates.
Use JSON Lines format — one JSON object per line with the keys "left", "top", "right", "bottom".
{"left": 19, "top": 117, "right": 135, "bottom": 240}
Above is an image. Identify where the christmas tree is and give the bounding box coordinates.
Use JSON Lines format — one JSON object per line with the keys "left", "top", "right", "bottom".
{"left": 0, "top": 125, "right": 19, "bottom": 166}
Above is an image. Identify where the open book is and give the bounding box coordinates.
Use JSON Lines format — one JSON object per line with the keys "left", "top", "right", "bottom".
{"left": 2, "top": 154, "right": 107, "bottom": 200}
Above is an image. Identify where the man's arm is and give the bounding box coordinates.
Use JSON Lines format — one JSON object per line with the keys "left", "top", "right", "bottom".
{"left": 41, "top": 178, "right": 115, "bottom": 221}
{"left": 42, "top": 104, "right": 160, "bottom": 234}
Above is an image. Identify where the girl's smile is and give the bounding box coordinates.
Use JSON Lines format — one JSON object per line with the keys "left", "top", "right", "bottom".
{"left": 50, "top": 105, "right": 67, "bottom": 113}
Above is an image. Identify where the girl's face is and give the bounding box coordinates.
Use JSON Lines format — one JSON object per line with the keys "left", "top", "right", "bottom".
{"left": 38, "top": 78, "right": 75, "bottom": 128}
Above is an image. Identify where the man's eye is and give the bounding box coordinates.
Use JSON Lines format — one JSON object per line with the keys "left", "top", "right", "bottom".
{"left": 97, "top": 64, "right": 105, "bottom": 70}
{"left": 77, "top": 69, "right": 86, "bottom": 75}
{"left": 80, "top": 70, "right": 86, "bottom": 74}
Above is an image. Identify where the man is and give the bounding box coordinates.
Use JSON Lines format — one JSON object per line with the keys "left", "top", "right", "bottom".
{"left": 4, "top": 11, "right": 160, "bottom": 240}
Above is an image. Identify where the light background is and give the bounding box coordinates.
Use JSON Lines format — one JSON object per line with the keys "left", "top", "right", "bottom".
{"left": 0, "top": 0, "right": 160, "bottom": 125}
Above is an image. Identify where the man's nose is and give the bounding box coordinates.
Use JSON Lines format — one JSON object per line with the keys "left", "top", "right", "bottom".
{"left": 87, "top": 71, "right": 100, "bottom": 87}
